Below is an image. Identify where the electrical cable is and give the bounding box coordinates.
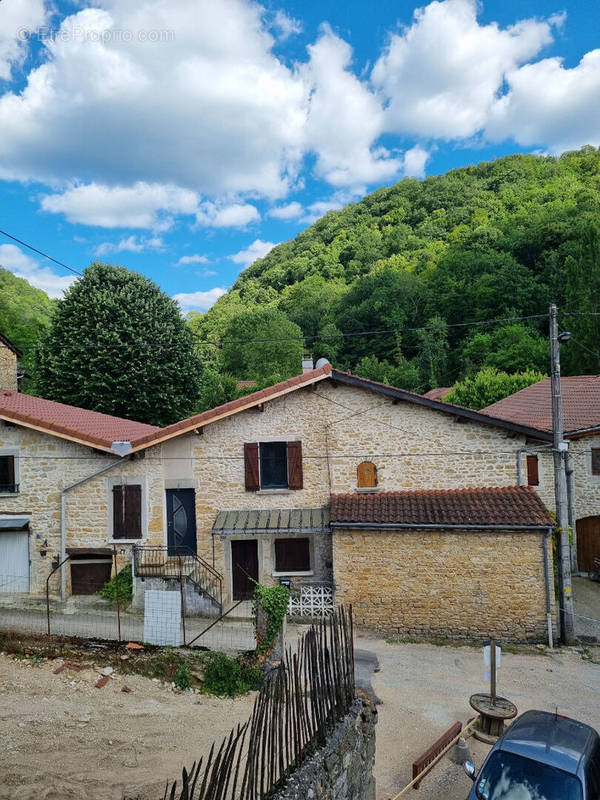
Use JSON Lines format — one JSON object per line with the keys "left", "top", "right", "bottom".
{"left": 0, "top": 228, "right": 83, "bottom": 277}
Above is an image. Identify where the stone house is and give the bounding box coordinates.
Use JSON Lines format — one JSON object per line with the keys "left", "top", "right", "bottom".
{"left": 482, "top": 376, "right": 600, "bottom": 574}
{"left": 0, "top": 333, "right": 22, "bottom": 392}
{"left": 0, "top": 353, "right": 559, "bottom": 640}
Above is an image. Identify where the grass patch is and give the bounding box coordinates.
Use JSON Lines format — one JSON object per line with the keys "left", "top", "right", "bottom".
{"left": 200, "top": 652, "right": 263, "bottom": 697}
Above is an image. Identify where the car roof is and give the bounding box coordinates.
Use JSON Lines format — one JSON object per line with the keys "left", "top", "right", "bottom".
{"left": 499, "top": 710, "right": 599, "bottom": 775}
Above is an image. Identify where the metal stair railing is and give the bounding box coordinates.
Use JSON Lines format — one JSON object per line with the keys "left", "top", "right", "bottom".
{"left": 132, "top": 545, "right": 223, "bottom": 611}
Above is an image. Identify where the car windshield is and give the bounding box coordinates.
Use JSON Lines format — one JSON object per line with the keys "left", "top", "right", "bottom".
{"left": 475, "top": 750, "right": 583, "bottom": 800}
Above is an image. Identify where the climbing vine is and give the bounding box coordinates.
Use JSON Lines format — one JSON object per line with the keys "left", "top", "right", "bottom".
{"left": 252, "top": 583, "right": 290, "bottom": 653}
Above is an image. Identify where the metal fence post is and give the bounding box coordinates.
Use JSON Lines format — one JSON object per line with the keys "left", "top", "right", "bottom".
{"left": 113, "top": 546, "right": 121, "bottom": 643}
{"left": 179, "top": 556, "right": 186, "bottom": 646}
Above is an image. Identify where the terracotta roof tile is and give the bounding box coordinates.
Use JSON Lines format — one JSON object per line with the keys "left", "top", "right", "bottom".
{"left": 0, "top": 390, "right": 159, "bottom": 450}
{"left": 330, "top": 486, "right": 553, "bottom": 528}
{"left": 482, "top": 376, "right": 600, "bottom": 434}
{"left": 422, "top": 387, "right": 452, "bottom": 401}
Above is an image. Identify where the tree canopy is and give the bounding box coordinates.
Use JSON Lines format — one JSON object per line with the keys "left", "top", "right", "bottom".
{"left": 35, "top": 263, "right": 202, "bottom": 426}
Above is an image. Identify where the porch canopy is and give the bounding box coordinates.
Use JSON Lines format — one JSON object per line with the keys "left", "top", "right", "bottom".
{"left": 212, "top": 507, "right": 330, "bottom": 536}
{"left": 0, "top": 517, "right": 29, "bottom": 531}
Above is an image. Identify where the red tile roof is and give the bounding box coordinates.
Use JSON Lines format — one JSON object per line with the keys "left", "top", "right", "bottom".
{"left": 422, "top": 387, "right": 452, "bottom": 401}
{"left": 330, "top": 486, "right": 553, "bottom": 528}
{"left": 482, "top": 376, "right": 600, "bottom": 435}
{"left": 0, "top": 390, "right": 159, "bottom": 451}
{"left": 132, "top": 363, "right": 334, "bottom": 447}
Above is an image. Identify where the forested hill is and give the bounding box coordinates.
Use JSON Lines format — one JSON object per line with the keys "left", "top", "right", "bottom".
{"left": 0, "top": 267, "right": 53, "bottom": 384}
{"left": 190, "top": 147, "right": 600, "bottom": 399}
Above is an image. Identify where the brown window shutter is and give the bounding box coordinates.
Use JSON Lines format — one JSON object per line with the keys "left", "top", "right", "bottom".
{"left": 125, "top": 485, "right": 142, "bottom": 538}
{"left": 526, "top": 455, "right": 539, "bottom": 486}
{"left": 7, "top": 456, "right": 15, "bottom": 487}
{"left": 592, "top": 448, "right": 600, "bottom": 476}
{"left": 113, "top": 485, "right": 125, "bottom": 539}
{"left": 287, "top": 440, "right": 303, "bottom": 490}
{"left": 244, "top": 443, "right": 260, "bottom": 491}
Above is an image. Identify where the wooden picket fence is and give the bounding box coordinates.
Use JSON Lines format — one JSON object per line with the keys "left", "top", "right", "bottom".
{"left": 163, "top": 606, "right": 355, "bottom": 800}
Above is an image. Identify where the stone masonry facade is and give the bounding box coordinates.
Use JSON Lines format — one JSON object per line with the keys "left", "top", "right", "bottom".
{"left": 0, "top": 379, "right": 558, "bottom": 640}
{"left": 333, "top": 528, "right": 554, "bottom": 642}
{"left": 0, "top": 346, "right": 18, "bottom": 391}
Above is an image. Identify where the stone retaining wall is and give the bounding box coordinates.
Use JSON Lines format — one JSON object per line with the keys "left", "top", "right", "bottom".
{"left": 275, "top": 697, "right": 377, "bottom": 800}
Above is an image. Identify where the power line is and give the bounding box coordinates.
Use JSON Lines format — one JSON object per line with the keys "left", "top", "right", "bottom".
{"left": 0, "top": 229, "right": 83, "bottom": 277}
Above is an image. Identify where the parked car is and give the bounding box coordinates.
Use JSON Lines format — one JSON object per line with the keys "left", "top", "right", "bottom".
{"left": 464, "top": 709, "right": 600, "bottom": 799}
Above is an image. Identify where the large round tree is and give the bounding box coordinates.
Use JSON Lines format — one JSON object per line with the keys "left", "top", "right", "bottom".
{"left": 35, "top": 263, "right": 202, "bottom": 426}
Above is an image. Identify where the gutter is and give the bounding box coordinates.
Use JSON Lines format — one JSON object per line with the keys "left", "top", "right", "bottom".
{"left": 60, "top": 441, "right": 132, "bottom": 601}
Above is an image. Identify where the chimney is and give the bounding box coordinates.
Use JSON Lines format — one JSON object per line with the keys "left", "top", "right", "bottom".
{"left": 0, "top": 333, "right": 21, "bottom": 392}
{"left": 302, "top": 354, "right": 314, "bottom": 374}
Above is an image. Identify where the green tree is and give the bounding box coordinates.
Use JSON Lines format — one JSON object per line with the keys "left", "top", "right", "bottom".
{"left": 221, "top": 307, "right": 304, "bottom": 381}
{"left": 354, "top": 354, "right": 421, "bottom": 392}
{"left": 35, "top": 263, "right": 202, "bottom": 425}
{"left": 461, "top": 324, "right": 549, "bottom": 375}
{"left": 564, "top": 221, "right": 600, "bottom": 374}
{"left": 416, "top": 314, "right": 449, "bottom": 389}
{"left": 444, "top": 367, "right": 545, "bottom": 410}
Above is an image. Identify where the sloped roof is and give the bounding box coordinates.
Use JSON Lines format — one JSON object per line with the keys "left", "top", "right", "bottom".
{"left": 0, "top": 333, "right": 23, "bottom": 358}
{"left": 212, "top": 507, "right": 330, "bottom": 536}
{"left": 422, "top": 387, "right": 452, "bottom": 401}
{"left": 482, "top": 376, "right": 600, "bottom": 435}
{"left": 0, "top": 389, "right": 159, "bottom": 451}
{"left": 330, "top": 486, "right": 553, "bottom": 528}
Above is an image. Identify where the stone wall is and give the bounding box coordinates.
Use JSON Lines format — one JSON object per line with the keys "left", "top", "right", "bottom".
{"left": 0, "top": 347, "right": 18, "bottom": 391}
{"left": 275, "top": 697, "right": 377, "bottom": 800}
{"left": 333, "top": 527, "right": 555, "bottom": 643}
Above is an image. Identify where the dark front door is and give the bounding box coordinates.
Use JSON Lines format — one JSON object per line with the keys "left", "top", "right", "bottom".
{"left": 166, "top": 489, "right": 197, "bottom": 555}
{"left": 231, "top": 539, "right": 258, "bottom": 600}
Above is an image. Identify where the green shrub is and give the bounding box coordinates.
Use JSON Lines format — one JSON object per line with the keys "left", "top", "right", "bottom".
{"left": 173, "top": 663, "right": 193, "bottom": 690}
{"left": 97, "top": 565, "right": 133, "bottom": 606}
{"left": 201, "top": 652, "right": 262, "bottom": 697}
{"left": 252, "top": 583, "right": 290, "bottom": 653}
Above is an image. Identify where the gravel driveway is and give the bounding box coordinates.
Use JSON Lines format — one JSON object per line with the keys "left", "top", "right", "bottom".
{"left": 351, "top": 633, "right": 600, "bottom": 800}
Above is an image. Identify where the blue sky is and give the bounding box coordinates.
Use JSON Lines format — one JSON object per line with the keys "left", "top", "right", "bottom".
{"left": 0, "top": 0, "right": 599, "bottom": 310}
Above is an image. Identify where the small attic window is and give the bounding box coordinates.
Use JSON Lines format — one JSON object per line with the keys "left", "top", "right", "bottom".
{"left": 357, "top": 461, "right": 377, "bottom": 488}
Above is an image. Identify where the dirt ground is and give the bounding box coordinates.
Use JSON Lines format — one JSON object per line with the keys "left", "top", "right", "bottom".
{"left": 0, "top": 651, "right": 254, "bottom": 800}
{"left": 356, "top": 633, "right": 600, "bottom": 800}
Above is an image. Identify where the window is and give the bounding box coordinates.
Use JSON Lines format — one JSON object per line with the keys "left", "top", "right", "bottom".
{"left": 357, "top": 461, "right": 377, "bottom": 488}
{"left": 275, "top": 538, "right": 310, "bottom": 573}
{"left": 244, "top": 441, "right": 303, "bottom": 491}
{"left": 592, "top": 448, "right": 600, "bottom": 476}
{"left": 526, "top": 455, "right": 539, "bottom": 486}
{"left": 112, "top": 484, "right": 142, "bottom": 539}
{"left": 0, "top": 455, "right": 17, "bottom": 493}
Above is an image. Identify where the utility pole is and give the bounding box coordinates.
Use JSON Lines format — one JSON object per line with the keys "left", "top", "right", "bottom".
{"left": 549, "top": 304, "right": 576, "bottom": 644}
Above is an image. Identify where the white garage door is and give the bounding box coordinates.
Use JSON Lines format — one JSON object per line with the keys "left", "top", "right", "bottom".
{"left": 0, "top": 531, "right": 30, "bottom": 592}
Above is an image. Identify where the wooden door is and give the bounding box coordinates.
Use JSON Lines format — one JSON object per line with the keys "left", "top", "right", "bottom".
{"left": 357, "top": 461, "right": 377, "bottom": 488}
{"left": 231, "top": 540, "right": 258, "bottom": 600}
{"left": 166, "top": 489, "right": 197, "bottom": 555}
{"left": 577, "top": 516, "right": 600, "bottom": 571}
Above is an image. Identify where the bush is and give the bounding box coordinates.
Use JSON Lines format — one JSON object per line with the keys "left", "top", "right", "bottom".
{"left": 97, "top": 565, "right": 133, "bottom": 606}
{"left": 173, "top": 663, "right": 193, "bottom": 690}
{"left": 201, "top": 652, "right": 263, "bottom": 697}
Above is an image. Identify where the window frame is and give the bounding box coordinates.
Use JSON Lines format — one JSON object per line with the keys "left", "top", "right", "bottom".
{"left": 0, "top": 450, "right": 19, "bottom": 495}
{"left": 273, "top": 537, "right": 312, "bottom": 576}
{"left": 107, "top": 477, "right": 146, "bottom": 542}
{"left": 259, "top": 441, "right": 289, "bottom": 490}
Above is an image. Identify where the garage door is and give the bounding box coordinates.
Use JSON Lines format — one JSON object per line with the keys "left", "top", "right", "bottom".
{"left": 0, "top": 519, "right": 30, "bottom": 593}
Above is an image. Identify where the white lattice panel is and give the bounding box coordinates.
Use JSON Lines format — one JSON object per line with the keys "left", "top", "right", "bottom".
{"left": 288, "top": 585, "right": 334, "bottom": 617}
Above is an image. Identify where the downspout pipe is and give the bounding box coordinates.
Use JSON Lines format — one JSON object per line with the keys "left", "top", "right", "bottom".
{"left": 543, "top": 526, "right": 554, "bottom": 648}
{"left": 60, "top": 443, "right": 132, "bottom": 601}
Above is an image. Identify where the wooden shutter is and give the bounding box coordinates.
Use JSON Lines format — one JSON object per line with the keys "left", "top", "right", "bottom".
{"left": 287, "top": 440, "right": 303, "bottom": 490}
{"left": 357, "top": 461, "right": 377, "bottom": 488}
{"left": 244, "top": 442, "right": 260, "bottom": 491}
{"left": 275, "top": 538, "right": 310, "bottom": 572}
{"left": 526, "top": 455, "right": 539, "bottom": 486}
{"left": 113, "top": 484, "right": 142, "bottom": 539}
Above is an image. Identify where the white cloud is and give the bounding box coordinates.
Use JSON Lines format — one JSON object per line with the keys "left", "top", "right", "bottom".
{"left": 272, "top": 10, "right": 302, "bottom": 41}
{"left": 402, "top": 146, "right": 430, "bottom": 178}
{"left": 267, "top": 201, "right": 303, "bottom": 220}
{"left": 173, "top": 287, "right": 227, "bottom": 312}
{"left": 486, "top": 50, "right": 600, "bottom": 152}
{"left": 0, "top": 1, "right": 306, "bottom": 198}
{"left": 196, "top": 202, "right": 260, "bottom": 228}
{"left": 372, "top": 0, "right": 558, "bottom": 140}
{"left": 41, "top": 182, "right": 199, "bottom": 229}
{"left": 301, "top": 27, "right": 403, "bottom": 187}
{"left": 177, "top": 254, "right": 209, "bottom": 265}
{"left": 230, "top": 239, "right": 276, "bottom": 267}
{"left": 0, "top": 243, "right": 75, "bottom": 298}
{"left": 0, "top": 0, "right": 47, "bottom": 81}
{"left": 95, "top": 235, "right": 165, "bottom": 256}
